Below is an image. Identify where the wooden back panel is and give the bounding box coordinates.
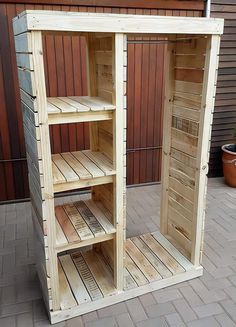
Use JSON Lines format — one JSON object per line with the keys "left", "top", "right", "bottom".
{"left": 160, "top": 35, "right": 219, "bottom": 263}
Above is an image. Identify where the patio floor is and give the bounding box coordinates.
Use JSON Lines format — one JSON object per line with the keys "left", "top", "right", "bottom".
{"left": 0, "top": 177, "right": 236, "bottom": 327}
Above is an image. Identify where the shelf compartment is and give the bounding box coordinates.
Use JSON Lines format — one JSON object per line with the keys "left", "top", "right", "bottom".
{"left": 55, "top": 199, "right": 116, "bottom": 252}
{"left": 47, "top": 96, "right": 115, "bottom": 125}
{"left": 52, "top": 150, "right": 115, "bottom": 192}
{"left": 57, "top": 231, "right": 198, "bottom": 313}
{"left": 58, "top": 249, "right": 116, "bottom": 309}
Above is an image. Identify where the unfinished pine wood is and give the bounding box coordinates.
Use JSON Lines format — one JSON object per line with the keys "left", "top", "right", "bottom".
{"left": 55, "top": 231, "right": 200, "bottom": 323}
{"left": 14, "top": 9, "right": 222, "bottom": 323}
{"left": 55, "top": 200, "right": 115, "bottom": 252}
{"left": 13, "top": 11, "right": 224, "bottom": 35}
{"left": 51, "top": 150, "right": 115, "bottom": 192}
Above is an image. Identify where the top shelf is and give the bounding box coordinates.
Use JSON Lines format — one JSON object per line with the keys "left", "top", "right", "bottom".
{"left": 47, "top": 96, "right": 115, "bottom": 125}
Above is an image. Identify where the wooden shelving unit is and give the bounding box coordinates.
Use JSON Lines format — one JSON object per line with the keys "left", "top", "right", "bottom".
{"left": 13, "top": 10, "right": 223, "bottom": 324}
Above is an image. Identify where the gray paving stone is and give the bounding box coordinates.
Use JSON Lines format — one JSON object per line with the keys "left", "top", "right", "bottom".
{"left": 136, "top": 317, "right": 169, "bottom": 327}
{"left": 82, "top": 311, "right": 98, "bottom": 323}
{"left": 153, "top": 289, "right": 182, "bottom": 303}
{"left": 97, "top": 302, "right": 127, "bottom": 318}
{"left": 115, "top": 312, "right": 135, "bottom": 327}
{"left": 146, "top": 302, "right": 175, "bottom": 318}
{"left": 165, "top": 312, "right": 184, "bottom": 326}
{"left": 215, "top": 313, "right": 236, "bottom": 327}
{"left": 187, "top": 317, "right": 220, "bottom": 327}
{"left": 193, "top": 303, "right": 223, "bottom": 318}
{"left": 66, "top": 316, "right": 84, "bottom": 327}
{"left": 180, "top": 286, "right": 203, "bottom": 307}
{"left": 16, "top": 312, "right": 34, "bottom": 327}
{"left": 139, "top": 293, "right": 156, "bottom": 308}
{"left": 84, "top": 317, "right": 117, "bottom": 327}
{"left": 126, "top": 298, "right": 147, "bottom": 323}
{"left": 173, "top": 299, "right": 197, "bottom": 323}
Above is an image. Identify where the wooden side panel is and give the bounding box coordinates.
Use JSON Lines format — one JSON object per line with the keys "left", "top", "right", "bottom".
{"left": 14, "top": 30, "right": 60, "bottom": 311}
{"left": 161, "top": 36, "right": 208, "bottom": 260}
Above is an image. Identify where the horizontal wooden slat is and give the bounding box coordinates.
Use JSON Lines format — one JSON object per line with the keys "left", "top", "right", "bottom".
{"left": 14, "top": 32, "right": 32, "bottom": 53}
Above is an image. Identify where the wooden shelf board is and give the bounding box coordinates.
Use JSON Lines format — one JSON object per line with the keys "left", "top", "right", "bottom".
{"left": 47, "top": 96, "right": 115, "bottom": 124}
{"left": 52, "top": 150, "right": 115, "bottom": 192}
{"left": 54, "top": 231, "right": 202, "bottom": 323}
{"left": 55, "top": 199, "right": 115, "bottom": 252}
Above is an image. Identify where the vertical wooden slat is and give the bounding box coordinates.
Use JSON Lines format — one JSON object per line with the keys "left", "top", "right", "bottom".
{"left": 31, "top": 31, "right": 60, "bottom": 309}
{"left": 160, "top": 38, "right": 175, "bottom": 235}
{"left": 191, "top": 35, "right": 221, "bottom": 265}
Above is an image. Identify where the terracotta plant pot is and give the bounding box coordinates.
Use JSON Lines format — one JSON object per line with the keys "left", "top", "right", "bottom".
{"left": 222, "top": 144, "right": 236, "bottom": 187}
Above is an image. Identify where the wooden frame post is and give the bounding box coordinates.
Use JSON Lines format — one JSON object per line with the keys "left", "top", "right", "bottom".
{"left": 160, "top": 37, "right": 175, "bottom": 235}
{"left": 191, "top": 35, "right": 221, "bottom": 266}
{"left": 113, "top": 33, "right": 125, "bottom": 291}
{"left": 31, "top": 31, "right": 60, "bottom": 310}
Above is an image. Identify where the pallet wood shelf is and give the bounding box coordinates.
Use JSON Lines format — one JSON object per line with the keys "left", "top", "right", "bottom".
{"left": 48, "top": 96, "right": 115, "bottom": 125}
{"left": 13, "top": 10, "right": 223, "bottom": 324}
{"left": 52, "top": 150, "right": 115, "bottom": 192}
{"left": 57, "top": 231, "right": 200, "bottom": 314}
{"left": 55, "top": 200, "right": 116, "bottom": 253}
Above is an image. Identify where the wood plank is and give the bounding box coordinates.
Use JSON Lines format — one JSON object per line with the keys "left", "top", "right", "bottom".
{"left": 169, "top": 176, "right": 195, "bottom": 202}
{"left": 85, "top": 199, "right": 115, "bottom": 234}
{"left": 74, "top": 201, "right": 105, "bottom": 237}
{"left": 175, "top": 55, "right": 205, "bottom": 69}
{"left": 59, "top": 97, "right": 90, "bottom": 112}
{"left": 14, "top": 12, "right": 223, "bottom": 35}
{"left": 52, "top": 162, "right": 66, "bottom": 184}
{"left": 170, "top": 148, "right": 196, "bottom": 169}
{"left": 176, "top": 38, "right": 207, "bottom": 55}
{"left": 140, "top": 234, "right": 185, "bottom": 274}
{"left": 168, "top": 195, "right": 193, "bottom": 222}
{"left": 18, "top": 68, "right": 36, "bottom": 96}
{"left": 63, "top": 203, "right": 94, "bottom": 241}
{"left": 72, "top": 151, "right": 104, "bottom": 178}
{"left": 95, "top": 51, "right": 112, "bottom": 65}
{"left": 174, "top": 80, "right": 202, "bottom": 95}
{"left": 152, "top": 231, "right": 193, "bottom": 271}
{"left": 125, "top": 239, "right": 161, "bottom": 282}
{"left": 124, "top": 268, "right": 137, "bottom": 290}
{"left": 16, "top": 53, "right": 34, "bottom": 70}
{"left": 71, "top": 252, "right": 103, "bottom": 301}
{"left": 61, "top": 152, "right": 92, "bottom": 179}
{"left": 160, "top": 37, "right": 175, "bottom": 235}
{"left": 55, "top": 219, "right": 68, "bottom": 246}
{"left": 125, "top": 252, "right": 148, "bottom": 286}
{"left": 168, "top": 188, "right": 194, "bottom": 213}
{"left": 172, "top": 105, "right": 200, "bottom": 122}
{"left": 59, "top": 254, "right": 91, "bottom": 304}
{"left": 82, "top": 250, "right": 116, "bottom": 296}
{"left": 168, "top": 206, "right": 192, "bottom": 241}
{"left": 169, "top": 167, "right": 195, "bottom": 189}
{"left": 55, "top": 206, "right": 80, "bottom": 243}
{"left": 131, "top": 237, "right": 172, "bottom": 279}
{"left": 83, "top": 150, "right": 115, "bottom": 175}
{"left": 58, "top": 261, "right": 77, "bottom": 310}
{"left": 173, "top": 92, "right": 202, "bottom": 110}
{"left": 53, "top": 175, "right": 113, "bottom": 193}
{"left": 14, "top": 32, "right": 32, "bottom": 53}
{"left": 52, "top": 154, "right": 78, "bottom": 182}
{"left": 171, "top": 128, "right": 198, "bottom": 157}
{"left": 48, "top": 97, "right": 77, "bottom": 113}
{"left": 48, "top": 111, "right": 113, "bottom": 125}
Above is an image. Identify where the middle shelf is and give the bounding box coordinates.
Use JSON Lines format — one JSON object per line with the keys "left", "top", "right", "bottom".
{"left": 52, "top": 150, "right": 115, "bottom": 192}
{"left": 55, "top": 199, "right": 116, "bottom": 253}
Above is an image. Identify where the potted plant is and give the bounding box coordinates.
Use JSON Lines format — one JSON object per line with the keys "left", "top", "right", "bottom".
{"left": 222, "top": 128, "right": 236, "bottom": 187}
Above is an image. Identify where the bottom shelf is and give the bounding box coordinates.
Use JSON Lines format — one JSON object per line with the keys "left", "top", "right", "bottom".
{"left": 55, "top": 230, "right": 202, "bottom": 323}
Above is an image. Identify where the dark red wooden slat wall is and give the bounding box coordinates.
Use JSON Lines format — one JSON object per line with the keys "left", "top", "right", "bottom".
{"left": 0, "top": 1, "right": 204, "bottom": 201}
